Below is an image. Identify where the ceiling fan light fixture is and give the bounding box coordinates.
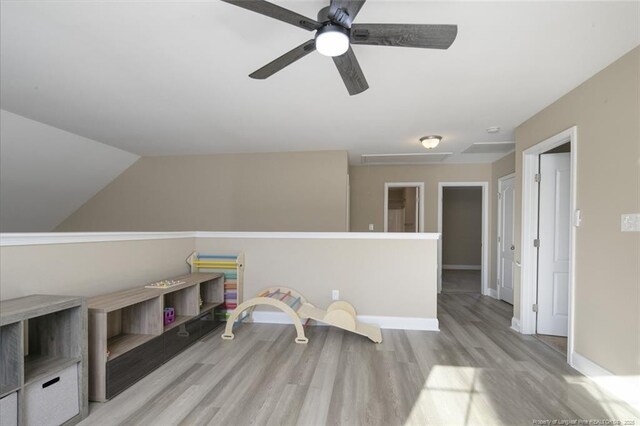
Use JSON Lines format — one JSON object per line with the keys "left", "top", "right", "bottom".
{"left": 420, "top": 135, "right": 442, "bottom": 149}
{"left": 315, "top": 25, "right": 350, "bottom": 57}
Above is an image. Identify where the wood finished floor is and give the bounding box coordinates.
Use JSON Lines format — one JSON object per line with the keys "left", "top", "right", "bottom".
{"left": 535, "top": 334, "right": 568, "bottom": 356}
{"left": 442, "top": 270, "right": 481, "bottom": 294}
{"left": 81, "top": 294, "right": 638, "bottom": 425}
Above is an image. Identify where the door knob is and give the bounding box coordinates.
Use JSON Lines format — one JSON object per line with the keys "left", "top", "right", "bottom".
{"left": 510, "top": 245, "right": 515, "bottom": 251}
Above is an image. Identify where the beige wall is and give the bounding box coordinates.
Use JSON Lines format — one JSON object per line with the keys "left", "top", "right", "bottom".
{"left": 349, "top": 163, "right": 492, "bottom": 233}
{"left": 514, "top": 47, "right": 639, "bottom": 375}
{"left": 0, "top": 238, "right": 194, "bottom": 300}
{"left": 349, "top": 162, "right": 495, "bottom": 287}
{"left": 442, "top": 187, "right": 482, "bottom": 266}
{"left": 56, "top": 151, "right": 349, "bottom": 232}
{"left": 490, "top": 152, "right": 516, "bottom": 290}
{"left": 0, "top": 234, "right": 438, "bottom": 321}
{"left": 196, "top": 236, "right": 438, "bottom": 319}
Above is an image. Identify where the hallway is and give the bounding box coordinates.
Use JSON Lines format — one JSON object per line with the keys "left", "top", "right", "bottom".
{"left": 442, "top": 269, "right": 481, "bottom": 294}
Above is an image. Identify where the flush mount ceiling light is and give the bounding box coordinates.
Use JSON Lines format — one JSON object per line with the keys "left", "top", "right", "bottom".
{"left": 315, "top": 25, "right": 350, "bottom": 57}
{"left": 420, "top": 135, "right": 442, "bottom": 149}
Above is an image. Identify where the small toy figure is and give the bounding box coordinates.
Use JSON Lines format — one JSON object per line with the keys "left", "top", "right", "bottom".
{"left": 164, "top": 307, "right": 176, "bottom": 326}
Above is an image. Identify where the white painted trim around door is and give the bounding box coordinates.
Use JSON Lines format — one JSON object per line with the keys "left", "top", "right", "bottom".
{"left": 383, "top": 182, "right": 425, "bottom": 233}
{"left": 437, "top": 182, "right": 489, "bottom": 296}
{"left": 520, "top": 126, "right": 577, "bottom": 366}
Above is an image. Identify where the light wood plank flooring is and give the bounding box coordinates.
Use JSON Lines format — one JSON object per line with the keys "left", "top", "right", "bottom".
{"left": 442, "top": 269, "right": 481, "bottom": 294}
{"left": 81, "top": 293, "right": 638, "bottom": 425}
{"left": 535, "top": 333, "right": 568, "bottom": 355}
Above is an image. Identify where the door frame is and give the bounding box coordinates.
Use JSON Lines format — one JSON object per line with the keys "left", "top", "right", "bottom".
{"left": 383, "top": 182, "right": 425, "bottom": 232}
{"left": 520, "top": 126, "right": 577, "bottom": 364}
{"left": 437, "top": 182, "right": 489, "bottom": 296}
{"left": 496, "top": 173, "right": 516, "bottom": 301}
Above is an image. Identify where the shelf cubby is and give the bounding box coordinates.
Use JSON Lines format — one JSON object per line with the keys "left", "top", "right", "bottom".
{"left": 0, "top": 321, "right": 22, "bottom": 398}
{"left": 24, "top": 306, "right": 84, "bottom": 386}
{"left": 199, "top": 276, "right": 224, "bottom": 313}
{"left": 163, "top": 285, "right": 199, "bottom": 332}
{"left": 105, "top": 297, "right": 163, "bottom": 360}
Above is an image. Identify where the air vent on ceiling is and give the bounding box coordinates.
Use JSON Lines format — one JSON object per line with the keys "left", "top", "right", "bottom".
{"left": 463, "top": 142, "right": 515, "bottom": 154}
{"left": 361, "top": 152, "right": 452, "bottom": 165}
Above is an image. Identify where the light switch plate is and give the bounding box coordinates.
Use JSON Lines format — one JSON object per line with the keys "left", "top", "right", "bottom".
{"left": 332, "top": 290, "right": 340, "bottom": 300}
{"left": 368, "top": 224, "right": 374, "bottom": 231}
{"left": 621, "top": 213, "right": 640, "bottom": 232}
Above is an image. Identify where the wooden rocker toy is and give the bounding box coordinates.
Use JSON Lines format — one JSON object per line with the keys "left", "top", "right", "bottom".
{"left": 221, "top": 287, "right": 382, "bottom": 344}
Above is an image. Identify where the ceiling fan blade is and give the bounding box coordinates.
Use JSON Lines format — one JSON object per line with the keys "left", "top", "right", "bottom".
{"left": 249, "top": 40, "right": 316, "bottom": 79}
{"left": 221, "top": 0, "right": 321, "bottom": 31}
{"left": 329, "top": 0, "right": 366, "bottom": 28}
{"left": 350, "top": 24, "right": 458, "bottom": 49}
{"left": 333, "top": 46, "right": 369, "bottom": 96}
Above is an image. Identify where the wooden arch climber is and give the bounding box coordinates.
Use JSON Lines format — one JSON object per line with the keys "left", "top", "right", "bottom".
{"left": 221, "top": 287, "right": 382, "bottom": 344}
{"left": 221, "top": 287, "right": 309, "bottom": 344}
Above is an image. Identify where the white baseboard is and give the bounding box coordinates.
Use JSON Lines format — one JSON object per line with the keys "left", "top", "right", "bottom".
{"left": 571, "top": 351, "right": 640, "bottom": 410}
{"left": 358, "top": 315, "right": 439, "bottom": 331}
{"left": 487, "top": 288, "right": 498, "bottom": 299}
{"left": 251, "top": 311, "right": 439, "bottom": 331}
{"left": 249, "top": 311, "right": 297, "bottom": 325}
{"left": 510, "top": 317, "right": 521, "bottom": 332}
{"left": 443, "top": 264, "right": 481, "bottom": 270}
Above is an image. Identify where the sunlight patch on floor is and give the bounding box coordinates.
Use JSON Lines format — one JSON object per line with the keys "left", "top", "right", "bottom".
{"left": 405, "top": 365, "right": 500, "bottom": 425}
{"left": 563, "top": 374, "right": 640, "bottom": 421}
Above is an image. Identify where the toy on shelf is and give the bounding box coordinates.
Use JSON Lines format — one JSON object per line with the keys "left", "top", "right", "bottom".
{"left": 221, "top": 287, "right": 382, "bottom": 344}
{"left": 187, "top": 251, "right": 244, "bottom": 322}
{"left": 164, "top": 307, "right": 176, "bottom": 326}
{"left": 145, "top": 279, "right": 186, "bottom": 289}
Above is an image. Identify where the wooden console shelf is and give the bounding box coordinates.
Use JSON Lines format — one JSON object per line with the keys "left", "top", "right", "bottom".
{"left": 88, "top": 273, "right": 224, "bottom": 401}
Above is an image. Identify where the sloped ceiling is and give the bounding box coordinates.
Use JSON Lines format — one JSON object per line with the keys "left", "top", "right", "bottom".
{"left": 1, "top": 1, "right": 638, "bottom": 164}
{"left": 0, "top": 110, "right": 139, "bottom": 232}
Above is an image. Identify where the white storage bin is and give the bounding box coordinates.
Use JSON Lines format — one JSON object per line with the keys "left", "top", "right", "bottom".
{"left": 24, "top": 364, "right": 79, "bottom": 426}
{"left": 0, "top": 391, "right": 18, "bottom": 426}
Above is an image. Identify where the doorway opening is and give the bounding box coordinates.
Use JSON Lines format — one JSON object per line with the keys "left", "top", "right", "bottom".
{"left": 383, "top": 183, "right": 424, "bottom": 233}
{"left": 437, "top": 182, "right": 489, "bottom": 295}
{"left": 521, "top": 126, "right": 577, "bottom": 363}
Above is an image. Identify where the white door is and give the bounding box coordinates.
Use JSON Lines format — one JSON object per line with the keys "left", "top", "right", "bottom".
{"left": 537, "top": 153, "right": 570, "bottom": 336}
{"left": 498, "top": 176, "right": 515, "bottom": 304}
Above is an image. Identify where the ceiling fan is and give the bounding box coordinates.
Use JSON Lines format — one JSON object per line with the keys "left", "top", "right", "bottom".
{"left": 221, "top": 0, "right": 458, "bottom": 95}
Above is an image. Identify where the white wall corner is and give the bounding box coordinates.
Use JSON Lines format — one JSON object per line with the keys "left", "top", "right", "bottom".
{"left": 487, "top": 288, "right": 498, "bottom": 299}
{"left": 571, "top": 351, "right": 640, "bottom": 410}
{"left": 510, "top": 317, "right": 521, "bottom": 332}
{"left": 251, "top": 311, "right": 439, "bottom": 331}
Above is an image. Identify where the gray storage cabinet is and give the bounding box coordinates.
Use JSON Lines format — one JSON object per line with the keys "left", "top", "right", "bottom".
{"left": 0, "top": 295, "right": 88, "bottom": 425}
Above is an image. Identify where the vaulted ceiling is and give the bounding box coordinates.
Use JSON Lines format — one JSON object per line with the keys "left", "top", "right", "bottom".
{"left": 1, "top": 1, "right": 639, "bottom": 164}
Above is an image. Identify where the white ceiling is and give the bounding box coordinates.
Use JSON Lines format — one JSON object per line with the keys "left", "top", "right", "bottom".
{"left": 1, "top": 1, "right": 638, "bottom": 164}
